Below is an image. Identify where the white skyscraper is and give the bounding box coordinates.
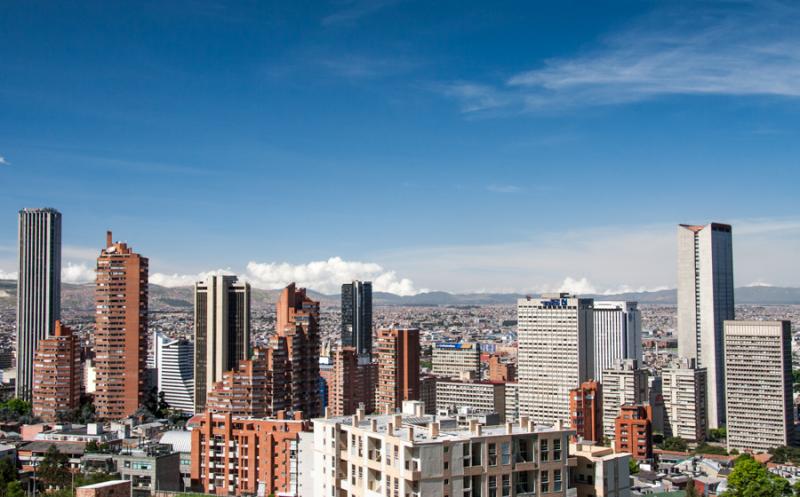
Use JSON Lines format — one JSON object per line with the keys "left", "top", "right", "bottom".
{"left": 724, "top": 320, "right": 794, "bottom": 453}
{"left": 601, "top": 359, "right": 648, "bottom": 439}
{"left": 593, "top": 301, "right": 642, "bottom": 381}
{"left": 16, "top": 208, "right": 62, "bottom": 401}
{"left": 677, "top": 222, "right": 734, "bottom": 429}
{"left": 662, "top": 357, "right": 707, "bottom": 442}
{"left": 154, "top": 332, "right": 194, "bottom": 415}
{"left": 517, "top": 293, "right": 594, "bottom": 425}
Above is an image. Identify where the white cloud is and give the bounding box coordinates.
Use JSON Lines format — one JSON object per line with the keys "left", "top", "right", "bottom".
{"left": 245, "top": 257, "right": 424, "bottom": 295}
{"left": 0, "top": 269, "right": 17, "bottom": 280}
{"left": 149, "top": 269, "right": 236, "bottom": 288}
{"left": 442, "top": 2, "right": 800, "bottom": 113}
{"left": 0, "top": 156, "right": 9, "bottom": 166}
{"left": 557, "top": 277, "right": 596, "bottom": 295}
{"left": 62, "top": 262, "right": 95, "bottom": 284}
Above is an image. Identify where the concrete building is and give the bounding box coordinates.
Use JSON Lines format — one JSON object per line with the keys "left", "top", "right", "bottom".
{"left": 205, "top": 358, "right": 271, "bottom": 417}
{"left": 95, "top": 231, "right": 148, "bottom": 420}
{"left": 488, "top": 355, "right": 516, "bottom": 382}
{"left": 677, "top": 222, "right": 734, "bottom": 429}
{"left": 328, "top": 346, "right": 377, "bottom": 416}
{"left": 569, "top": 380, "right": 602, "bottom": 444}
{"left": 593, "top": 302, "right": 642, "bottom": 381}
{"left": 614, "top": 404, "right": 652, "bottom": 461}
{"left": 115, "top": 446, "right": 181, "bottom": 497}
{"left": 190, "top": 411, "right": 310, "bottom": 496}
{"left": 76, "top": 480, "right": 131, "bottom": 497}
{"left": 434, "top": 380, "right": 506, "bottom": 421}
{"left": 601, "top": 359, "right": 648, "bottom": 440}
{"left": 16, "top": 207, "right": 61, "bottom": 401}
{"left": 518, "top": 293, "right": 594, "bottom": 426}
{"left": 341, "top": 280, "right": 373, "bottom": 359}
{"left": 313, "top": 401, "right": 577, "bottom": 497}
{"left": 505, "top": 382, "right": 520, "bottom": 423}
{"left": 153, "top": 332, "right": 194, "bottom": 415}
{"left": 662, "top": 358, "right": 707, "bottom": 442}
{"left": 420, "top": 375, "right": 438, "bottom": 415}
{"left": 375, "top": 328, "right": 420, "bottom": 413}
{"left": 431, "top": 343, "right": 481, "bottom": 379}
{"left": 570, "top": 442, "right": 631, "bottom": 497}
{"left": 159, "top": 430, "right": 193, "bottom": 491}
{"left": 724, "top": 320, "right": 794, "bottom": 453}
{"left": 193, "top": 275, "right": 250, "bottom": 413}
{"left": 32, "top": 320, "right": 83, "bottom": 422}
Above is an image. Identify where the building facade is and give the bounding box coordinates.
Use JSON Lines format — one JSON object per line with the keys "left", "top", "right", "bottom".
{"left": 593, "top": 301, "right": 642, "bottom": 381}
{"left": 32, "top": 320, "right": 83, "bottom": 422}
{"left": 601, "top": 359, "right": 648, "bottom": 440}
{"left": 518, "top": 294, "right": 594, "bottom": 426}
{"left": 488, "top": 355, "right": 516, "bottom": 383}
{"left": 95, "top": 231, "right": 148, "bottom": 420}
{"left": 662, "top": 357, "right": 707, "bottom": 442}
{"left": 16, "top": 208, "right": 62, "bottom": 401}
{"left": 341, "top": 280, "right": 373, "bottom": 359}
{"left": 570, "top": 443, "right": 631, "bottom": 497}
{"left": 435, "top": 380, "right": 506, "bottom": 420}
{"left": 569, "top": 381, "right": 602, "bottom": 444}
{"left": 154, "top": 332, "right": 194, "bottom": 415}
{"left": 328, "top": 346, "right": 377, "bottom": 416}
{"left": 431, "top": 343, "right": 481, "bottom": 379}
{"left": 205, "top": 358, "right": 271, "bottom": 417}
{"left": 677, "top": 222, "right": 734, "bottom": 429}
{"left": 614, "top": 404, "right": 652, "bottom": 461}
{"left": 375, "top": 328, "right": 420, "bottom": 413}
{"left": 724, "top": 320, "right": 794, "bottom": 453}
{"left": 193, "top": 275, "right": 250, "bottom": 413}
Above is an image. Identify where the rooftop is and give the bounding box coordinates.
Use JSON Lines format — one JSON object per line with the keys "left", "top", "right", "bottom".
{"left": 78, "top": 480, "right": 130, "bottom": 489}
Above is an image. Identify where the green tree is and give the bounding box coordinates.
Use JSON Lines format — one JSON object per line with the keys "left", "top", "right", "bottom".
{"left": 0, "top": 458, "right": 18, "bottom": 496}
{"left": 770, "top": 446, "right": 800, "bottom": 465}
{"left": 5, "top": 482, "right": 23, "bottom": 497}
{"left": 722, "top": 454, "right": 791, "bottom": 497}
{"left": 38, "top": 445, "right": 71, "bottom": 489}
{"left": 628, "top": 458, "right": 639, "bottom": 474}
{"left": 695, "top": 443, "right": 728, "bottom": 456}
{"left": 708, "top": 427, "right": 727, "bottom": 441}
{"left": 661, "top": 436, "right": 689, "bottom": 452}
{"left": 686, "top": 479, "right": 700, "bottom": 497}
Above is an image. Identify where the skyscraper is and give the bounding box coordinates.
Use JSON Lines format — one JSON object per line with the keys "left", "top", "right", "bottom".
{"left": 569, "top": 380, "right": 602, "bottom": 443}
{"left": 341, "top": 280, "right": 372, "bottom": 359}
{"left": 327, "top": 346, "right": 377, "bottom": 416}
{"left": 724, "top": 320, "right": 794, "bottom": 453}
{"left": 662, "top": 357, "right": 707, "bottom": 442}
{"left": 601, "top": 359, "right": 648, "bottom": 440}
{"left": 517, "top": 293, "right": 594, "bottom": 425}
{"left": 375, "top": 328, "right": 420, "bottom": 413}
{"left": 16, "top": 208, "right": 61, "bottom": 401}
{"left": 593, "top": 301, "right": 642, "bottom": 381}
{"left": 154, "top": 332, "right": 194, "bottom": 415}
{"left": 94, "top": 231, "right": 148, "bottom": 420}
{"left": 193, "top": 275, "right": 250, "bottom": 413}
{"left": 677, "top": 222, "right": 734, "bottom": 429}
{"left": 32, "top": 320, "right": 82, "bottom": 422}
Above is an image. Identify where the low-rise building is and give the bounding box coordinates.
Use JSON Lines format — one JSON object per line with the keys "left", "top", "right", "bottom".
{"left": 115, "top": 445, "right": 181, "bottom": 497}
{"left": 614, "top": 404, "right": 652, "bottom": 462}
{"left": 76, "top": 480, "right": 131, "bottom": 497}
{"left": 570, "top": 443, "right": 631, "bottom": 497}
{"left": 432, "top": 343, "right": 481, "bottom": 379}
{"left": 435, "top": 380, "right": 506, "bottom": 421}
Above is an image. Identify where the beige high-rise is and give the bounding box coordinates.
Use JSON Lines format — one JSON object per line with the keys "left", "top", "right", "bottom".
{"left": 662, "top": 357, "right": 707, "bottom": 442}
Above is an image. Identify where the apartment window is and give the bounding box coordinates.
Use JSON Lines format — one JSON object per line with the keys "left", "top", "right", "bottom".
{"left": 501, "top": 442, "right": 510, "bottom": 465}
{"left": 488, "top": 443, "right": 497, "bottom": 466}
{"left": 541, "top": 471, "right": 549, "bottom": 493}
{"left": 489, "top": 475, "right": 497, "bottom": 497}
{"left": 554, "top": 469, "right": 562, "bottom": 492}
{"left": 502, "top": 475, "right": 510, "bottom": 497}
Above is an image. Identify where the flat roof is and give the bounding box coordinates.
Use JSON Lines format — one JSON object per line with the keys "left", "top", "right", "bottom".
{"left": 78, "top": 480, "right": 129, "bottom": 489}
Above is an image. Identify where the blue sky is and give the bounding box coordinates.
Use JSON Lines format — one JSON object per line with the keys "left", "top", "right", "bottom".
{"left": 1, "top": 0, "right": 799, "bottom": 294}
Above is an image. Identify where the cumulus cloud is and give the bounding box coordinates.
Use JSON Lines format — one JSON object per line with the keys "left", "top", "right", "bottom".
{"left": 245, "top": 257, "right": 424, "bottom": 295}
{"left": 62, "top": 262, "right": 95, "bottom": 283}
{"left": 556, "top": 277, "right": 597, "bottom": 295}
{"left": 0, "top": 269, "right": 17, "bottom": 280}
{"left": 149, "top": 269, "right": 236, "bottom": 288}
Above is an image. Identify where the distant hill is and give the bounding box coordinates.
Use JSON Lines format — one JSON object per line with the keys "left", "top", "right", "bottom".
{"left": 1, "top": 280, "right": 800, "bottom": 309}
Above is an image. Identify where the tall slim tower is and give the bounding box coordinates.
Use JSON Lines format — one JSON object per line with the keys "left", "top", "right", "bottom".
{"left": 193, "top": 275, "right": 250, "bottom": 413}
{"left": 16, "top": 208, "right": 62, "bottom": 401}
{"left": 517, "top": 293, "right": 594, "bottom": 425}
{"left": 94, "top": 231, "right": 148, "bottom": 420}
{"left": 593, "top": 301, "right": 642, "bottom": 381}
{"left": 341, "top": 281, "right": 373, "bottom": 359}
{"left": 677, "top": 222, "right": 734, "bottom": 429}
{"left": 375, "top": 327, "right": 420, "bottom": 413}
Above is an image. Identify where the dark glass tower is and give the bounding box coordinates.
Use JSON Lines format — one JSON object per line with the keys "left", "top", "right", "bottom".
{"left": 341, "top": 281, "right": 373, "bottom": 358}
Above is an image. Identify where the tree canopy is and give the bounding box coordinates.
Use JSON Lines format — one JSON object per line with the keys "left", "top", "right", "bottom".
{"left": 722, "top": 454, "right": 791, "bottom": 497}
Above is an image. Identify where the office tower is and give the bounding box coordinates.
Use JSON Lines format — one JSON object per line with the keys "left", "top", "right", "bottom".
{"left": 601, "top": 359, "right": 648, "bottom": 439}
{"left": 518, "top": 293, "right": 594, "bottom": 425}
{"left": 487, "top": 355, "right": 516, "bottom": 382}
{"left": 421, "top": 375, "right": 438, "bottom": 415}
{"left": 206, "top": 358, "right": 270, "bottom": 417}
{"left": 662, "top": 358, "right": 707, "bottom": 442}
{"left": 328, "top": 346, "right": 376, "bottom": 416}
{"left": 341, "top": 280, "right": 373, "bottom": 359}
{"left": 593, "top": 301, "right": 642, "bottom": 381}
{"left": 431, "top": 343, "right": 481, "bottom": 378}
{"left": 614, "top": 404, "right": 653, "bottom": 461}
{"left": 571, "top": 442, "right": 632, "bottom": 497}
{"left": 435, "top": 380, "right": 506, "bottom": 420}
{"left": 275, "top": 283, "right": 321, "bottom": 418}
{"left": 677, "top": 222, "right": 734, "bottom": 429}
{"left": 314, "top": 403, "right": 576, "bottom": 497}
{"left": 94, "top": 231, "right": 147, "bottom": 420}
{"left": 153, "top": 332, "right": 194, "bottom": 415}
{"left": 16, "top": 208, "right": 61, "bottom": 401}
{"left": 569, "top": 380, "right": 602, "bottom": 443}
{"left": 193, "top": 275, "right": 250, "bottom": 413}
{"left": 32, "top": 320, "right": 82, "bottom": 422}
{"left": 724, "top": 320, "right": 794, "bottom": 453}
{"left": 375, "top": 328, "right": 420, "bottom": 413}
{"left": 191, "top": 411, "right": 310, "bottom": 497}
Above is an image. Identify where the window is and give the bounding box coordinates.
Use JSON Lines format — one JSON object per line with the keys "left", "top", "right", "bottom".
{"left": 501, "top": 442, "right": 511, "bottom": 465}
{"left": 489, "top": 475, "right": 497, "bottom": 497}
{"left": 488, "top": 443, "right": 497, "bottom": 466}
{"left": 541, "top": 471, "right": 549, "bottom": 493}
{"left": 502, "top": 475, "right": 510, "bottom": 497}
{"left": 554, "top": 470, "right": 562, "bottom": 492}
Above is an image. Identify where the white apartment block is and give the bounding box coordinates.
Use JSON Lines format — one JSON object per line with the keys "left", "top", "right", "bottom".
{"left": 518, "top": 294, "right": 594, "bottom": 426}
{"left": 662, "top": 358, "right": 707, "bottom": 442}
{"left": 593, "top": 302, "right": 642, "bottom": 381}
{"left": 570, "top": 443, "right": 631, "bottom": 497}
{"left": 677, "top": 223, "right": 734, "bottom": 429}
{"left": 601, "top": 359, "right": 647, "bottom": 440}
{"left": 724, "top": 320, "right": 794, "bottom": 453}
{"left": 313, "top": 401, "right": 577, "bottom": 497}
{"left": 432, "top": 343, "right": 481, "bottom": 379}
{"left": 435, "top": 381, "right": 506, "bottom": 421}
{"left": 154, "top": 331, "right": 195, "bottom": 415}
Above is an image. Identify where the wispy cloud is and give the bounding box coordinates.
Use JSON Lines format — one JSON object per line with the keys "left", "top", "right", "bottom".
{"left": 0, "top": 156, "right": 10, "bottom": 166}
{"left": 441, "top": 1, "right": 800, "bottom": 114}
{"left": 322, "top": 0, "right": 399, "bottom": 27}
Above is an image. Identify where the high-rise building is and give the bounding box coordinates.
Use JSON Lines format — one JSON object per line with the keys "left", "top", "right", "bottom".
{"left": 601, "top": 359, "right": 648, "bottom": 440}
{"left": 32, "top": 320, "right": 82, "bottom": 422}
{"left": 375, "top": 328, "right": 420, "bottom": 413}
{"left": 677, "top": 222, "right": 734, "bottom": 429}
{"left": 275, "top": 283, "right": 321, "bottom": 418}
{"left": 341, "top": 280, "right": 373, "bottom": 359}
{"left": 662, "top": 358, "right": 707, "bottom": 442}
{"left": 518, "top": 294, "right": 594, "bottom": 425}
{"left": 431, "top": 343, "right": 481, "bottom": 379}
{"left": 94, "top": 231, "right": 148, "bottom": 420}
{"left": 724, "top": 320, "right": 794, "bottom": 453}
{"left": 313, "top": 402, "right": 576, "bottom": 497}
{"left": 435, "top": 380, "right": 506, "bottom": 420}
{"left": 593, "top": 301, "right": 642, "bottom": 381}
{"left": 614, "top": 404, "right": 653, "bottom": 461}
{"left": 16, "top": 208, "right": 62, "bottom": 401}
{"left": 153, "top": 332, "right": 194, "bottom": 415}
{"left": 569, "top": 380, "right": 602, "bottom": 444}
{"left": 193, "top": 275, "right": 250, "bottom": 413}
{"left": 206, "top": 358, "right": 271, "bottom": 417}
{"left": 328, "top": 346, "right": 376, "bottom": 417}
